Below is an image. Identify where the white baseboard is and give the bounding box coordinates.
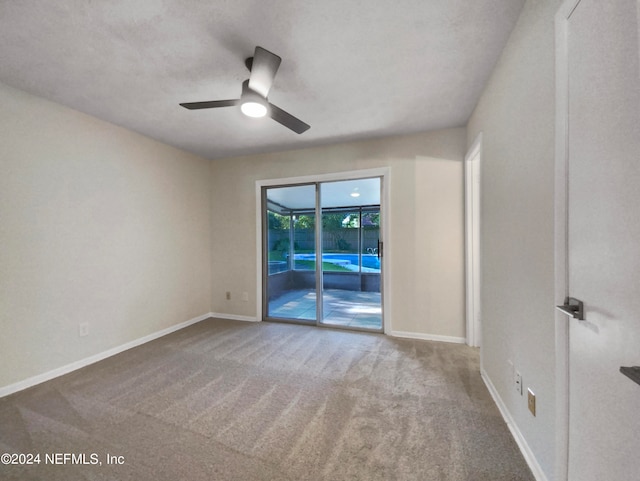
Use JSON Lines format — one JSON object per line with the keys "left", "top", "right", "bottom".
{"left": 390, "top": 330, "right": 466, "bottom": 344}
{"left": 0, "top": 312, "right": 213, "bottom": 398}
{"left": 481, "top": 369, "right": 549, "bottom": 481}
{"left": 210, "top": 312, "right": 260, "bottom": 322}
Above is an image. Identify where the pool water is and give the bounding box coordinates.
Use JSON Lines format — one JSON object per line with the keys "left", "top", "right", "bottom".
{"left": 294, "top": 253, "right": 380, "bottom": 270}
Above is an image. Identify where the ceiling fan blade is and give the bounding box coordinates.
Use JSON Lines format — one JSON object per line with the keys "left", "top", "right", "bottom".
{"left": 269, "top": 103, "right": 310, "bottom": 134}
{"left": 248, "top": 46, "right": 282, "bottom": 97}
{"left": 179, "top": 99, "right": 238, "bottom": 110}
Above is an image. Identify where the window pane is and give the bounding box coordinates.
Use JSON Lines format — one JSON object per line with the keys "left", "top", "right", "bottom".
{"left": 293, "top": 213, "right": 315, "bottom": 271}
{"left": 267, "top": 211, "right": 290, "bottom": 274}
{"left": 322, "top": 210, "right": 359, "bottom": 272}
{"left": 361, "top": 209, "right": 381, "bottom": 272}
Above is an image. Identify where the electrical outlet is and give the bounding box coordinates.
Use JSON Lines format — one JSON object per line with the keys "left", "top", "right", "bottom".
{"left": 226, "top": 291, "right": 231, "bottom": 300}
{"left": 515, "top": 371, "right": 523, "bottom": 395}
{"left": 78, "top": 322, "right": 89, "bottom": 337}
{"left": 242, "top": 291, "right": 249, "bottom": 302}
{"left": 528, "top": 388, "right": 536, "bottom": 416}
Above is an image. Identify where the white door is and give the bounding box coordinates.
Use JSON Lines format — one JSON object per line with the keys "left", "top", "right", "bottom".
{"left": 556, "top": 1, "right": 640, "bottom": 480}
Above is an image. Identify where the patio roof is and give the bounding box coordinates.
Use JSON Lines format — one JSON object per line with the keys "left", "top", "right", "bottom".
{"left": 267, "top": 178, "right": 380, "bottom": 210}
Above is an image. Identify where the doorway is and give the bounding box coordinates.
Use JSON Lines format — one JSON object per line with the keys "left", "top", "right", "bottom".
{"left": 261, "top": 175, "right": 384, "bottom": 332}
{"left": 465, "top": 133, "right": 482, "bottom": 347}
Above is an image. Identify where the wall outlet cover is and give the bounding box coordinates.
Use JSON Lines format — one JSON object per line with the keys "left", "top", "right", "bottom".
{"left": 507, "top": 360, "right": 514, "bottom": 383}
{"left": 528, "top": 388, "right": 536, "bottom": 416}
{"left": 515, "top": 371, "right": 522, "bottom": 395}
{"left": 78, "top": 322, "right": 89, "bottom": 337}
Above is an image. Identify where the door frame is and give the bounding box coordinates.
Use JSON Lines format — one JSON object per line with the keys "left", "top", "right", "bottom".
{"left": 554, "top": 1, "right": 581, "bottom": 480}
{"left": 464, "top": 133, "right": 482, "bottom": 348}
{"left": 255, "top": 167, "right": 391, "bottom": 333}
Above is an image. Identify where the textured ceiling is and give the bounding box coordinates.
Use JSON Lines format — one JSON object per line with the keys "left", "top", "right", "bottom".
{"left": 0, "top": 0, "right": 525, "bottom": 160}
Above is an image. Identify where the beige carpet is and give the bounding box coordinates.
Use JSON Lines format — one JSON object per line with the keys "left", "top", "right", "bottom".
{"left": 0, "top": 318, "right": 535, "bottom": 481}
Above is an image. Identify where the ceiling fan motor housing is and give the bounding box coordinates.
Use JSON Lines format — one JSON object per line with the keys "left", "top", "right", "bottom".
{"left": 240, "top": 79, "right": 269, "bottom": 117}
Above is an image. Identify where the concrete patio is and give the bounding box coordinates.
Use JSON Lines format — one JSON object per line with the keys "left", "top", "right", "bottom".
{"left": 267, "top": 288, "right": 382, "bottom": 330}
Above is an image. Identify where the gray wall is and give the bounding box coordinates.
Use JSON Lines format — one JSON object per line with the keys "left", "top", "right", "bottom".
{"left": 211, "top": 129, "right": 467, "bottom": 339}
{"left": 0, "top": 81, "right": 213, "bottom": 390}
{"left": 466, "top": 0, "right": 562, "bottom": 478}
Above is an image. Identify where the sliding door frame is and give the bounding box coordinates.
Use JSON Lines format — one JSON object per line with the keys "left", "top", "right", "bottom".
{"left": 256, "top": 167, "right": 391, "bottom": 333}
{"left": 261, "top": 182, "right": 319, "bottom": 324}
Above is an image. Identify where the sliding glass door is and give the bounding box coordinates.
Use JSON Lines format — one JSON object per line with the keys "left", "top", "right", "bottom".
{"left": 264, "top": 184, "right": 317, "bottom": 322}
{"left": 263, "top": 177, "right": 383, "bottom": 332}
{"left": 319, "top": 180, "right": 382, "bottom": 330}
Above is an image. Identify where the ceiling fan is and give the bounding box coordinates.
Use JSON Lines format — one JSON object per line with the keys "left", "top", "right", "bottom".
{"left": 180, "top": 46, "right": 310, "bottom": 134}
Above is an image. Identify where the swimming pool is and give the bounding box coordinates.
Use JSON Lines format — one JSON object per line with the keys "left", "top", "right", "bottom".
{"left": 294, "top": 253, "right": 380, "bottom": 271}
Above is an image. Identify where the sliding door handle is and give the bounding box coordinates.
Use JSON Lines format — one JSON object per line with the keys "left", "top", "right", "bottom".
{"left": 556, "top": 297, "right": 584, "bottom": 320}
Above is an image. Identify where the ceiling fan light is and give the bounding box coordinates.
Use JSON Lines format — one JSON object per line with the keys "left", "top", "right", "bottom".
{"left": 241, "top": 101, "right": 267, "bottom": 118}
